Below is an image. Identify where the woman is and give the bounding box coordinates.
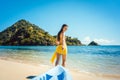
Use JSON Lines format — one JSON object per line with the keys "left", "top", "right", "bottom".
{"left": 50, "top": 24, "right": 68, "bottom": 67}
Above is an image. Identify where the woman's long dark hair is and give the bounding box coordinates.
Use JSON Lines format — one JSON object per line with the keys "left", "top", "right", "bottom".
{"left": 57, "top": 24, "right": 68, "bottom": 41}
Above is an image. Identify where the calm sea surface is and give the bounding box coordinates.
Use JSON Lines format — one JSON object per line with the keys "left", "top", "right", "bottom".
{"left": 0, "top": 46, "right": 120, "bottom": 75}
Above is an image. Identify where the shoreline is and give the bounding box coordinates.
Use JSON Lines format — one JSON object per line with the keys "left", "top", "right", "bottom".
{"left": 0, "top": 59, "right": 120, "bottom": 80}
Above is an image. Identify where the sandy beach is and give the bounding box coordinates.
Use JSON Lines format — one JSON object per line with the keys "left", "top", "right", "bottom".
{"left": 0, "top": 59, "right": 119, "bottom": 80}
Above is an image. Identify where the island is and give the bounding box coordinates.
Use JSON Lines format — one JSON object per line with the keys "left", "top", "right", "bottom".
{"left": 0, "top": 19, "right": 82, "bottom": 46}
{"left": 88, "top": 41, "right": 99, "bottom": 46}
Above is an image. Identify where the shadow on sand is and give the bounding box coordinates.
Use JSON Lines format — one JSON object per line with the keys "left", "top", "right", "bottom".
{"left": 26, "top": 75, "right": 36, "bottom": 79}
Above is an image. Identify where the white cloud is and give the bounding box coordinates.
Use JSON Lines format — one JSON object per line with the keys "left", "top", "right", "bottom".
{"left": 83, "top": 36, "right": 114, "bottom": 45}
{"left": 83, "top": 36, "right": 91, "bottom": 44}
{"left": 94, "top": 38, "right": 114, "bottom": 44}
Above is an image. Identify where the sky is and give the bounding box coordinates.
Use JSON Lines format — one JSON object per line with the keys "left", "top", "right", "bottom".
{"left": 0, "top": 0, "right": 120, "bottom": 45}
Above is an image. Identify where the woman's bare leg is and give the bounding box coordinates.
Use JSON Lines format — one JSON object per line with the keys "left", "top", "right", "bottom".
{"left": 62, "top": 54, "right": 66, "bottom": 67}
{"left": 55, "top": 53, "right": 60, "bottom": 66}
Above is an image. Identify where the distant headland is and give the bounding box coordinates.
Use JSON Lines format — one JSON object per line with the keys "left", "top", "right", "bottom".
{"left": 88, "top": 41, "right": 99, "bottom": 46}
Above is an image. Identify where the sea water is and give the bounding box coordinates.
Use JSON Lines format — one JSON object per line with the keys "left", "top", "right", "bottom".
{"left": 0, "top": 46, "right": 120, "bottom": 75}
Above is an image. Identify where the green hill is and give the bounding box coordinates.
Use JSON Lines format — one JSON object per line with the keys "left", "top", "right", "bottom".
{"left": 0, "top": 19, "right": 82, "bottom": 46}
{"left": 53, "top": 36, "right": 82, "bottom": 46}
{"left": 66, "top": 36, "right": 82, "bottom": 45}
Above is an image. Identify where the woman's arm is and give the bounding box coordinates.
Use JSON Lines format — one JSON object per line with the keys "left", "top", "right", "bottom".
{"left": 60, "top": 33, "right": 65, "bottom": 50}
{"left": 56, "top": 38, "right": 59, "bottom": 45}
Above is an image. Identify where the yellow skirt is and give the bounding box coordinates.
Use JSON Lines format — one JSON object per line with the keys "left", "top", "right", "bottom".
{"left": 50, "top": 45, "right": 67, "bottom": 64}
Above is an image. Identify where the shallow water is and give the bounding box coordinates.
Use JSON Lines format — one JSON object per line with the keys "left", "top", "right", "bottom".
{"left": 0, "top": 46, "right": 120, "bottom": 75}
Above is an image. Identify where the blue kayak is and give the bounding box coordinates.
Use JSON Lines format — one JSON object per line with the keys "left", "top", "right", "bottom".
{"left": 31, "top": 65, "right": 72, "bottom": 80}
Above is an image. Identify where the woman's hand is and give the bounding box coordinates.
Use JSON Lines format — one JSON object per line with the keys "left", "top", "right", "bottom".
{"left": 62, "top": 45, "right": 65, "bottom": 50}
{"left": 56, "top": 41, "right": 59, "bottom": 45}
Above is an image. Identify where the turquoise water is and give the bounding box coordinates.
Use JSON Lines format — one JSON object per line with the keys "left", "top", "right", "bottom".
{"left": 0, "top": 46, "right": 120, "bottom": 75}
